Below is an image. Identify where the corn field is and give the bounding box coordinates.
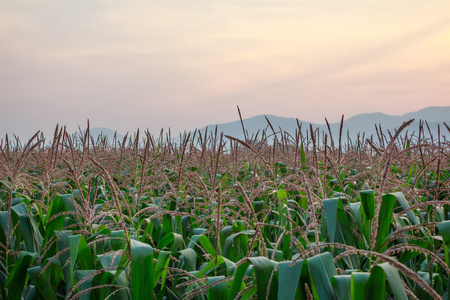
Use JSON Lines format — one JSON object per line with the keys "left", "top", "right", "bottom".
{"left": 1, "top": 119, "right": 450, "bottom": 300}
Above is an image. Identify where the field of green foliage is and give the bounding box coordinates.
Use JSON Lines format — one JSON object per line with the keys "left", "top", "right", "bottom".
{"left": 1, "top": 119, "right": 450, "bottom": 299}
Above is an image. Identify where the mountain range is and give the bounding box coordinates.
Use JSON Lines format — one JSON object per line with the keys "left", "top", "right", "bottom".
{"left": 196, "top": 106, "right": 450, "bottom": 142}
{"left": 75, "top": 127, "right": 124, "bottom": 143}
{"left": 83, "top": 106, "right": 450, "bottom": 143}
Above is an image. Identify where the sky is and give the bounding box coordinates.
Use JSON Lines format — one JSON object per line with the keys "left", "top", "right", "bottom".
{"left": 1, "top": 0, "right": 450, "bottom": 139}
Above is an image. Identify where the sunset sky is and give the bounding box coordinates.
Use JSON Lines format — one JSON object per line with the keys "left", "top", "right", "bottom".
{"left": 1, "top": 0, "right": 449, "bottom": 139}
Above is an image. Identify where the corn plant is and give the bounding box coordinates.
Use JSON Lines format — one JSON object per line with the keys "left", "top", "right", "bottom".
{"left": 1, "top": 119, "right": 450, "bottom": 299}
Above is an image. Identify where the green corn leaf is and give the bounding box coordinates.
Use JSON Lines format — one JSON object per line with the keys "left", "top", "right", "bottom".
{"left": 307, "top": 252, "right": 337, "bottom": 300}
{"left": 158, "top": 232, "right": 183, "bottom": 252}
{"left": 220, "top": 226, "right": 233, "bottom": 253}
{"left": 391, "top": 192, "right": 430, "bottom": 242}
{"left": 323, "top": 198, "right": 339, "bottom": 242}
{"left": 208, "top": 276, "right": 229, "bottom": 300}
{"left": 438, "top": 221, "right": 450, "bottom": 246}
{"left": 198, "top": 235, "right": 217, "bottom": 257}
{"left": 163, "top": 215, "right": 173, "bottom": 235}
{"left": 68, "top": 235, "right": 79, "bottom": 286}
{"left": 27, "top": 266, "right": 57, "bottom": 300}
{"left": 364, "top": 268, "right": 386, "bottom": 300}
{"left": 98, "top": 252, "right": 123, "bottom": 268}
{"left": 350, "top": 272, "right": 370, "bottom": 300}
{"left": 111, "top": 230, "right": 126, "bottom": 250}
{"left": 241, "top": 285, "right": 257, "bottom": 300}
{"left": 222, "top": 257, "right": 237, "bottom": 276}
{"left": 97, "top": 251, "right": 130, "bottom": 299}
{"left": 11, "top": 203, "right": 43, "bottom": 252}
{"left": 74, "top": 270, "right": 96, "bottom": 300}
{"left": 223, "top": 230, "right": 254, "bottom": 260}
{"left": 376, "top": 263, "right": 407, "bottom": 300}
{"left": 130, "top": 239, "right": 154, "bottom": 300}
{"left": 178, "top": 248, "right": 197, "bottom": 272}
{"left": 324, "top": 198, "right": 356, "bottom": 246}
{"left": 44, "top": 195, "right": 69, "bottom": 244}
{"left": 58, "top": 193, "right": 77, "bottom": 212}
{"left": 195, "top": 255, "right": 225, "bottom": 278}
{"left": 175, "top": 215, "right": 183, "bottom": 235}
{"left": 248, "top": 256, "right": 278, "bottom": 300}
{"left": 0, "top": 211, "right": 14, "bottom": 252}
{"left": 348, "top": 203, "right": 363, "bottom": 239}
{"left": 5, "top": 252, "right": 35, "bottom": 300}
{"left": 91, "top": 271, "right": 115, "bottom": 300}
{"left": 56, "top": 230, "right": 73, "bottom": 291}
{"left": 228, "top": 261, "right": 251, "bottom": 300}
{"left": 282, "top": 234, "right": 292, "bottom": 260}
{"left": 416, "top": 271, "right": 442, "bottom": 299}
{"left": 360, "top": 190, "right": 375, "bottom": 220}
{"left": 154, "top": 250, "right": 171, "bottom": 289}
{"left": 277, "top": 188, "right": 287, "bottom": 204}
{"left": 331, "top": 275, "right": 351, "bottom": 300}
{"left": 267, "top": 249, "right": 283, "bottom": 262}
{"left": 323, "top": 198, "right": 358, "bottom": 268}
{"left": 69, "top": 234, "right": 94, "bottom": 271}
{"left": 375, "top": 194, "right": 397, "bottom": 252}
{"left": 390, "top": 192, "right": 420, "bottom": 226}
{"left": 278, "top": 260, "right": 304, "bottom": 300}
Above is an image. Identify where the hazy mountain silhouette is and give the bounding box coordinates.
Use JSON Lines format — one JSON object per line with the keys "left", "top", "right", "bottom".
{"left": 75, "top": 127, "right": 124, "bottom": 143}
{"left": 196, "top": 106, "right": 450, "bottom": 142}
{"left": 73, "top": 106, "right": 450, "bottom": 144}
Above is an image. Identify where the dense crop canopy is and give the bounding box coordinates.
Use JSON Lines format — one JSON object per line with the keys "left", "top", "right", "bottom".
{"left": 1, "top": 120, "right": 450, "bottom": 299}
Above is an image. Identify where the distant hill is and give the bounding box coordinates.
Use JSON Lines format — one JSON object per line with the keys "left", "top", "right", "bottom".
{"left": 196, "top": 106, "right": 450, "bottom": 142}
{"left": 71, "top": 107, "right": 450, "bottom": 145}
{"left": 74, "top": 127, "right": 124, "bottom": 143}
